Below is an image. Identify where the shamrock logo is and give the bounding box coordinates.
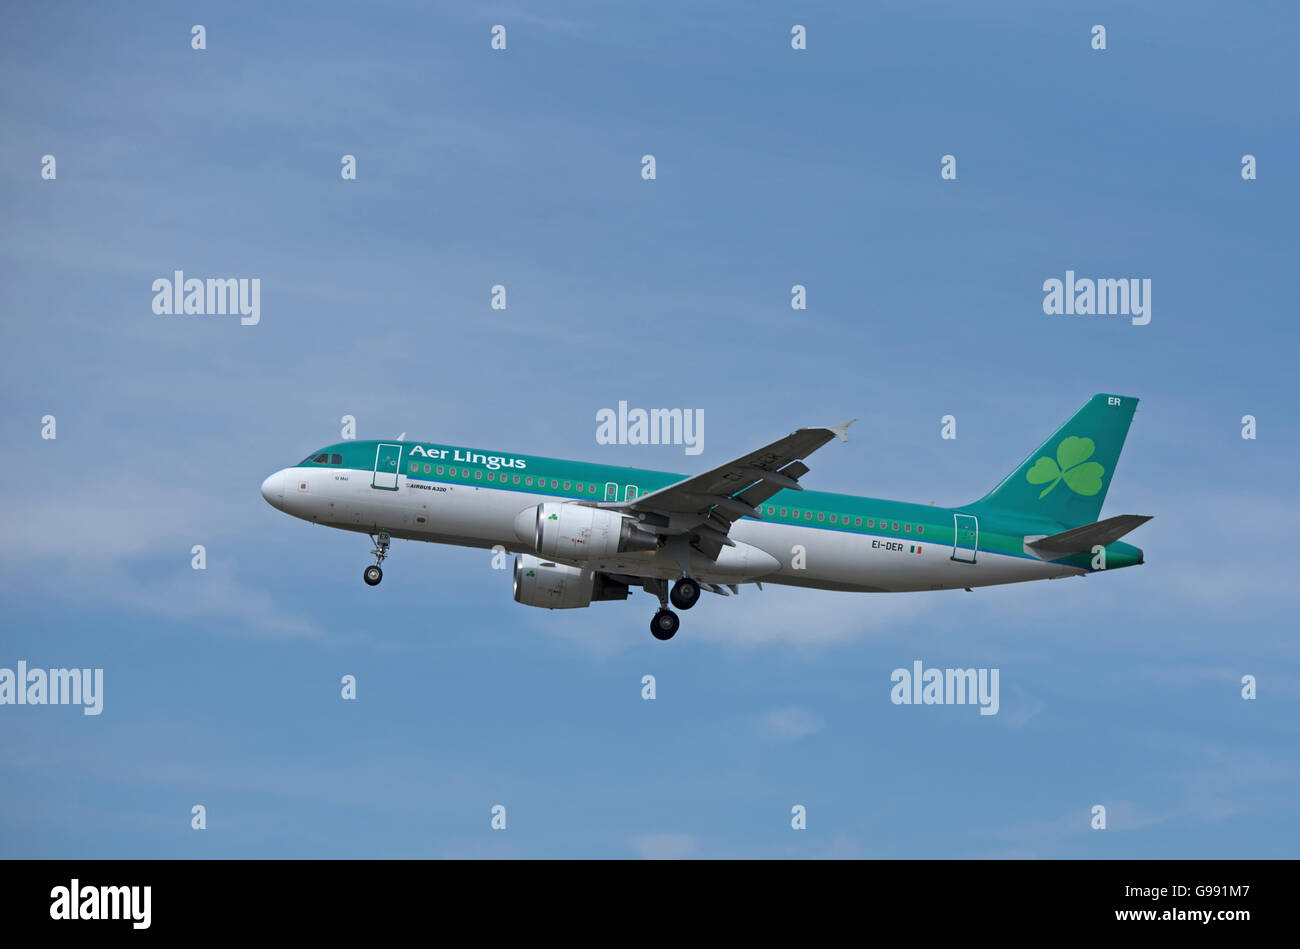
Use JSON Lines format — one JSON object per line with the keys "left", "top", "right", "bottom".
{"left": 1026, "top": 436, "right": 1105, "bottom": 498}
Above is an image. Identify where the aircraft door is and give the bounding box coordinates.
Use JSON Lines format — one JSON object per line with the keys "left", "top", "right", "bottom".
{"left": 952, "top": 514, "right": 978, "bottom": 563}
{"left": 372, "top": 443, "right": 402, "bottom": 490}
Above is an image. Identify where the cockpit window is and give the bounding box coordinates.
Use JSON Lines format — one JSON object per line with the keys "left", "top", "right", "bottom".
{"left": 331, "top": 454, "right": 342, "bottom": 465}
{"left": 312, "top": 453, "right": 329, "bottom": 463}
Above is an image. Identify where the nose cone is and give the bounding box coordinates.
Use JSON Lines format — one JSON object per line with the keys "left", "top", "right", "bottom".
{"left": 261, "top": 469, "right": 286, "bottom": 509}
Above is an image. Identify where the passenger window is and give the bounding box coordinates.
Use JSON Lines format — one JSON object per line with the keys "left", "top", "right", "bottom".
{"left": 817, "top": 513, "right": 825, "bottom": 522}
{"left": 917, "top": 525, "right": 924, "bottom": 535}
{"left": 550, "top": 479, "right": 558, "bottom": 489}
{"left": 488, "top": 472, "right": 496, "bottom": 481}
{"left": 892, "top": 522, "right": 899, "bottom": 531}
{"left": 525, "top": 476, "right": 533, "bottom": 486}
{"left": 449, "top": 468, "right": 457, "bottom": 477}
{"left": 780, "top": 508, "right": 787, "bottom": 516}
{"left": 563, "top": 481, "right": 571, "bottom": 490}
{"left": 767, "top": 507, "right": 775, "bottom": 515}
{"left": 904, "top": 524, "right": 911, "bottom": 532}
{"left": 867, "top": 519, "right": 875, "bottom": 528}
{"left": 436, "top": 466, "right": 445, "bottom": 475}
{"left": 513, "top": 475, "right": 521, "bottom": 484}
{"left": 475, "top": 471, "right": 482, "bottom": 480}
{"left": 830, "top": 514, "right": 837, "bottom": 523}
{"left": 854, "top": 517, "right": 862, "bottom": 526}
{"left": 409, "top": 462, "right": 418, "bottom": 473}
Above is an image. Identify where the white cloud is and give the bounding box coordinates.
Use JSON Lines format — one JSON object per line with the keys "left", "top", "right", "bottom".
{"left": 629, "top": 832, "right": 697, "bottom": 860}
{"left": 761, "top": 706, "right": 824, "bottom": 740}
{"left": 115, "top": 571, "right": 329, "bottom": 641}
{"left": 995, "top": 683, "right": 1045, "bottom": 728}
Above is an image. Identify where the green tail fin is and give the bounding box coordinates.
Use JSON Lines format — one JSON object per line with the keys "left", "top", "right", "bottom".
{"left": 967, "top": 394, "right": 1138, "bottom": 528}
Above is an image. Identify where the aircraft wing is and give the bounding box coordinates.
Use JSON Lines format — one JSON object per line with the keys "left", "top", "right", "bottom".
{"left": 596, "top": 419, "right": 854, "bottom": 554}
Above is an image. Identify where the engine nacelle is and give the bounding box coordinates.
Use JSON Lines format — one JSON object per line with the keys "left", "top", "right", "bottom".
{"left": 532, "top": 502, "right": 658, "bottom": 560}
{"left": 512, "top": 554, "right": 630, "bottom": 610}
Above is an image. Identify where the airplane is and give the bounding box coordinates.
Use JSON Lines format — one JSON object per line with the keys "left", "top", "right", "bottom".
{"left": 260, "top": 394, "right": 1151, "bottom": 641}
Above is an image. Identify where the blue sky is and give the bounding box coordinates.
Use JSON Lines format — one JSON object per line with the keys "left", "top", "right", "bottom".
{"left": 2, "top": 1, "right": 1297, "bottom": 858}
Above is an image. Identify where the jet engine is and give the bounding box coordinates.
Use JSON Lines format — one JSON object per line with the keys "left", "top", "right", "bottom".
{"left": 512, "top": 554, "right": 630, "bottom": 610}
{"left": 532, "top": 502, "right": 658, "bottom": 560}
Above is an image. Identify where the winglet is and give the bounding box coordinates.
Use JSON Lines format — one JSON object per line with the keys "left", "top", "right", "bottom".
{"left": 826, "top": 419, "right": 855, "bottom": 443}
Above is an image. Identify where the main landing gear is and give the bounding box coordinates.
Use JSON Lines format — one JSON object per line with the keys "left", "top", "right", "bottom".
{"left": 651, "top": 609, "right": 680, "bottom": 640}
{"left": 363, "top": 532, "right": 390, "bottom": 586}
{"left": 649, "top": 577, "right": 702, "bottom": 640}
{"left": 669, "top": 577, "right": 701, "bottom": 610}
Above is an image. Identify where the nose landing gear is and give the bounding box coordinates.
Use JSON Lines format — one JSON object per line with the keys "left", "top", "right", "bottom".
{"left": 363, "top": 533, "right": 390, "bottom": 586}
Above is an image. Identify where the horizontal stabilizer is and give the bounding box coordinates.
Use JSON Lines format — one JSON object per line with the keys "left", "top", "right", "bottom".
{"left": 1027, "top": 514, "right": 1152, "bottom": 557}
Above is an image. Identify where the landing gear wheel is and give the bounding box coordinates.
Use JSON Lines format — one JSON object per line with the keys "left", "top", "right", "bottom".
{"left": 363, "top": 565, "right": 383, "bottom": 586}
{"left": 670, "top": 577, "right": 701, "bottom": 610}
{"left": 651, "top": 609, "right": 680, "bottom": 640}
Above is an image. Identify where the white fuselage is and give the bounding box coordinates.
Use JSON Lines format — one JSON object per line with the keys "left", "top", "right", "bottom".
{"left": 262, "top": 465, "right": 1082, "bottom": 593}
